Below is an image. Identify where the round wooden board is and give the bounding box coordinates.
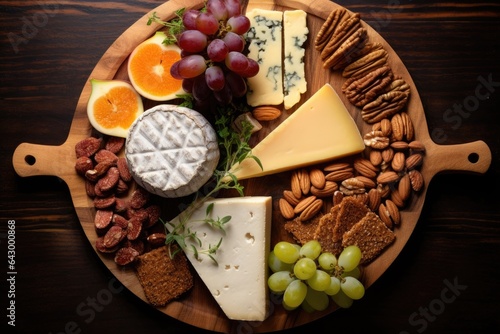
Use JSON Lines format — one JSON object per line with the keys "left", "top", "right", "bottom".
{"left": 12, "top": 0, "right": 491, "bottom": 332}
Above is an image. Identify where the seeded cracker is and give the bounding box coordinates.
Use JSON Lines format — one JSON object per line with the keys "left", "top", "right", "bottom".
{"left": 284, "top": 214, "right": 321, "bottom": 245}
{"left": 342, "top": 212, "right": 396, "bottom": 263}
{"left": 135, "top": 245, "right": 193, "bottom": 307}
{"left": 313, "top": 205, "right": 340, "bottom": 254}
{"left": 332, "top": 196, "right": 369, "bottom": 244}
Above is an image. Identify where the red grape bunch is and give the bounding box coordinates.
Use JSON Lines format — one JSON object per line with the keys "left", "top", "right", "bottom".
{"left": 170, "top": 0, "right": 259, "bottom": 106}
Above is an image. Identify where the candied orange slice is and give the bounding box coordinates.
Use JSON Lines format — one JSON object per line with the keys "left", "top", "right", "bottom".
{"left": 128, "top": 31, "right": 184, "bottom": 101}
{"left": 87, "top": 79, "right": 144, "bottom": 138}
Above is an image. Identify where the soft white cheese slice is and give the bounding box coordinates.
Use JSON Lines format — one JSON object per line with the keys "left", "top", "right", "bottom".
{"left": 167, "top": 196, "right": 272, "bottom": 322}
{"left": 283, "top": 10, "right": 308, "bottom": 110}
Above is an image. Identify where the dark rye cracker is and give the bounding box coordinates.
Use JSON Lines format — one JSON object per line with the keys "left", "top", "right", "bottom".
{"left": 135, "top": 245, "right": 193, "bottom": 307}
{"left": 342, "top": 211, "right": 396, "bottom": 264}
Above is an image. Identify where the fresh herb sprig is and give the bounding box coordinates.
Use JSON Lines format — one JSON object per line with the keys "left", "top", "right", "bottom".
{"left": 164, "top": 104, "right": 262, "bottom": 263}
{"left": 147, "top": 9, "right": 185, "bottom": 45}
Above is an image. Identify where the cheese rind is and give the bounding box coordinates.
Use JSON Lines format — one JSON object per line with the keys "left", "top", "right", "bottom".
{"left": 283, "top": 10, "right": 308, "bottom": 110}
{"left": 245, "top": 9, "right": 283, "bottom": 106}
{"left": 227, "top": 84, "right": 365, "bottom": 180}
{"left": 167, "top": 197, "right": 272, "bottom": 321}
{"left": 125, "top": 105, "right": 219, "bottom": 198}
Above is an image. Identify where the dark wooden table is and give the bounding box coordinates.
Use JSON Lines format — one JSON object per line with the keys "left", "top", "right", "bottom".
{"left": 1, "top": 1, "right": 499, "bottom": 333}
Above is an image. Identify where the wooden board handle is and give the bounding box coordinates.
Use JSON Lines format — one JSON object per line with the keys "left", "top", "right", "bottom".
{"left": 424, "top": 140, "right": 492, "bottom": 177}
{"left": 12, "top": 142, "right": 74, "bottom": 179}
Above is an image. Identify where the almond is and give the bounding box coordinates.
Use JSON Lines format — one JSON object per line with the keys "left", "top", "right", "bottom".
{"left": 299, "top": 199, "right": 323, "bottom": 221}
{"left": 391, "top": 113, "right": 404, "bottom": 141}
{"left": 401, "top": 111, "right": 414, "bottom": 141}
{"left": 283, "top": 190, "right": 301, "bottom": 206}
{"left": 378, "top": 202, "right": 392, "bottom": 229}
{"left": 310, "top": 181, "right": 338, "bottom": 197}
{"left": 291, "top": 170, "right": 302, "bottom": 199}
{"left": 390, "top": 189, "right": 405, "bottom": 208}
{"left": 390, "top": 141, "right": 409, "bottom": 150}
{"left": 368, "top": 188, "right": 381, "bottom": 211}
{"left": 252, "top": 106, "right": 281, "bottom": 121}
{"left": 279, "top": 198, "right": 296, "bottom": 219}
{"left": 354, "top": 158, "right": 378, "bottom": 178}
{"left": 323, "top": 162, "right": 352, "bottom": 172}
{"left": 298, "top": 168, "right": 311, "bottom": 195}
{"left": 409, "top": 169, "right": 424, "bottom": 192}
{"left": 380, "top": 118, "right": 392, "bottom": 137}
{"left": 398, "top": 173, "right": 412, "bottom": 201}
{"left": 325, "top": 169, "right": 354, "bottom": 182}
{"left": 385, "top": 199, "right": 400, "bottom": 225}
{"left": 406, "top": 153, "right": 423, "bottom": 170}
{"left": 309, "top": 168, "right": 326, "bottom": 189}
{"left": 294, "top": 196, "right": 317, "bottom": 214}
{"left": 369, "top": 149, "right": 383, "bottom": 166}
{"left": 381, "top": 147, "right": 394, "bottom": 163}
{"left": 355, "top": 175, "right": 376, "bottom": 189}
{"left": 408, "top": 140, "right": 425, "bottom": 152}
{"left": 391, "top": 151, "right": 406, "bottom": 172}
{"left": 376, "top": 170, "right": 400, "bottom": 184}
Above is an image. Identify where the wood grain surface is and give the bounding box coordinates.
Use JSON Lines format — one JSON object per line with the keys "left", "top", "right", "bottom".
{"left": 1, "top": 1, "right": 500, "bottom": 333}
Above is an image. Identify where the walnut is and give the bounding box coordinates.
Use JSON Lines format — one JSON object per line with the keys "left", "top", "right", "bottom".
{"left": 363, "top": 130, "right": 390, "bottom": 149}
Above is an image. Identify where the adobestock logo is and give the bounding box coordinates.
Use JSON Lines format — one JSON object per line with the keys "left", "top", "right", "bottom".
{"left": 7, "top": 1, "right": 61, "bottom": 54}
{"left": 400, "top": 276, "right": 468, "bottom": 334}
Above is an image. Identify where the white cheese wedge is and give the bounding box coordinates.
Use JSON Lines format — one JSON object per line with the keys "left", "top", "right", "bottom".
{"left": 245, "top": 9, "right": 284, "bottom": 106}
{"left": 283, "top": 10, "right": 308, "bottom": 110}
{"left": 168, "top": 196, "right": 273, "bottom": 321}
{"left": 226, "top": 84, "right": 365, "bottom": 180}
{"left": 125, "top": 104, "right": 219, "bottom": 198}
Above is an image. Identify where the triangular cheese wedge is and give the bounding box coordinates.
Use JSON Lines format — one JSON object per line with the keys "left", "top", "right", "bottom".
{"left": 228, "top": 84, "right": 365, "bottom": 180}
{"left": 167, "top": 196, "right": 272, "bottom": 321}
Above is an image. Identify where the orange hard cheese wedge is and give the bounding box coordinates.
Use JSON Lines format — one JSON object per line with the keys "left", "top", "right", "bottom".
{"left": 128, "top": 31, "right": 184, "bottom": 101}
{"left": 87, "top": 79, "right": 144, "bottom": 138}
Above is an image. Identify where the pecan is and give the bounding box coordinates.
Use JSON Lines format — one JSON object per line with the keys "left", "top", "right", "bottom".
{"left": 85, "top": 160, "right": 115, "bottom": 182}
{"left": 85, "top": 179, "right": 96, "bottom": 198}
{"left": 75, "top": 156, "right": 94, "bottom": 176}
{"left": 283, "top": 190, "right": 301, "bottom": 206}
{"left": 294, "top": 196, "right": 318, "bottom": 214}
{"left": 94, "top": 209, "right": 113, "bottom": 230}
{"left": 309, "top": 168, "right": 326, "bottom": 189}
{"left": 96, "top": 237, "right": 119, "bottom": 253}
{"left": 279, "top": 198, "right": 296, "bottom": 219}
{"left": 112, "top": 214, "right": 129, "bottom": 229}
{"left": 114, "top": 198, "right": 129, "bottom": 213}
{"left": 361, "top": 91, "right": 409, "bottom": 124}
{"left": 310, "top": 181, "right": 338, "bottom": 197}
{"left": 321, "top": 13, "right": 361, "bottom": 60}
{"left": 342, "top": 65, "right": 394, "bottom": 107}
{"left": 105, "top": 136, "right": 125, "bottom": 154}
{"left": 391, "top": 152, "right": 406, "bottom": 172}
{"left": 353, "top": 158, "right": 378, "bottom": 178}
{"left": 386, "top": 77, "right": 411, "bottom": 96}
{"left": 409, "top": 169, "right": 424, "bottom": 192}
{"left": 144, "top": 205, "right": 161, "bottom": 229}
{"left": 123, "top": 239, "right": 145, "bottom": 255}
{"left": 324, "top": 27, "right": 367, "bottom": 70}
{"left": 315, "top": 8, "right": 347, "bottom": 51}
{"left": 75, "top": 137, "right": 102, "bottom": 158}
{"left": 299, "top": 199, "right": 323, "bottom": 221}
{"left": 364, "top": 130, "right": 390, "bottom": 149}
{"left": 114, "top": 247, "right": 140, "bottom": 266}
{"left": 115, "top": 179, "right": 129, "bottom": 195}
{"left": 342, "top": 48, "right": 389, "bottom": 79}
{"left": 252, "top": 106, "right": 281, "bottom": 121}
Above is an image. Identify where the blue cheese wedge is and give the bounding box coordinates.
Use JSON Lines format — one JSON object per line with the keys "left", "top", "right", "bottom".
{"left": 168, "top": 196, "right": 272, "bottom": 321}
{"left": 283, "top": 10, "right": 308, "bottom": 109}
{"left": 245, "top": 9, "right": 284, "bottom": 106}
{"left": 125, "top": 104, "right": 219, "bottom": 198}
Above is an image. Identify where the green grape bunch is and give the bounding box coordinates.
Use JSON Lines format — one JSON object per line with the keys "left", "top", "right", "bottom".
{"left": 267, "top": 240, "right": 365, "bottom": 312}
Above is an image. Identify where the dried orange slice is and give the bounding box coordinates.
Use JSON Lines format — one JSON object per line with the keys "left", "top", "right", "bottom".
{"left": 87, "top": 79, "right": 144, "bottom": 138}
{"left": 128, "top": 31, "right": 184, "bottom": 101}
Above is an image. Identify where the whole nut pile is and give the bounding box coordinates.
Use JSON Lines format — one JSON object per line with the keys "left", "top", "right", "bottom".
{"left": 279, "top": 7, "right": 426, "bottom": 229}
{"left": 74, "top": 136, "right": 165, "bottom": 266}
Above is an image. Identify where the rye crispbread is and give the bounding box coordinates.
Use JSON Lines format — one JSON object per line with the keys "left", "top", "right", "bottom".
{"left": 135, "top": 245, "right": 193, "bottom": 307}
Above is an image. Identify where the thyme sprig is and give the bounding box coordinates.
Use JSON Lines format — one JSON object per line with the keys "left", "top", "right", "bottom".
{"left": 147, "top": 9, "right": 185, "bottom": 45}
{"left": 164, "top": 104, "right": 262, "bottom": 263}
